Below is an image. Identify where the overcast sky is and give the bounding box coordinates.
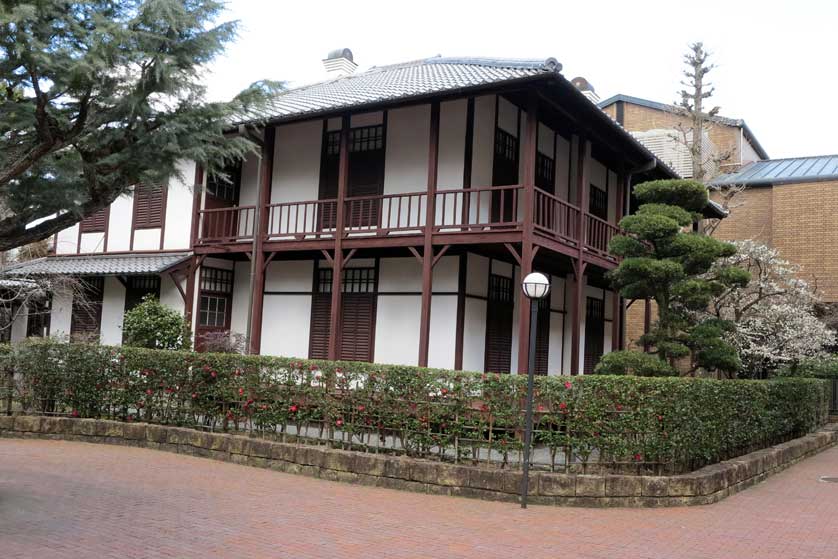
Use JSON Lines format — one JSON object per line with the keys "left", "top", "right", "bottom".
{"left": 204, "top": 0, "right": 836, "bottom": 159}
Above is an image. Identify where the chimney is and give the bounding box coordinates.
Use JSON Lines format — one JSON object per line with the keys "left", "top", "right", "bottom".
{"left": 571, "top": 76, "right": 600, "bottom": 104}
{"left": 322, "top": 48, "right": 358, "bottom": 78}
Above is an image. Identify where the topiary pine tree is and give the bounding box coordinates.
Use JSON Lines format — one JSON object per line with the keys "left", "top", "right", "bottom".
{"left": 601, "top": 179, "right": 750, "bottom": 377}
{"left": 0, "top": 0, "right": 280, "bottom": 251}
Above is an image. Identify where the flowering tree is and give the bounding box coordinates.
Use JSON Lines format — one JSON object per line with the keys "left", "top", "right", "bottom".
{"left": 707, "top": 240, "right": 835, "bottom": 377}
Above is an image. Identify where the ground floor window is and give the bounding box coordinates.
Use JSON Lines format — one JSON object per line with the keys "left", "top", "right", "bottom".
{"left": 584, "top": 296, "right": 605, "bottom": 374}
{"left": 309, "top": 266, "right": 376, "bottom": 362}
{"left": 484, "top": 273, "right": 514, "bottom": 373}
{"left": 124, "top": 275, "right": 161, "bottom": 312}
{"left": 196, "top": 267, "right": 233, "bottom": 350}
{"left": 71, "top": 277, "right": 104, "bottom": 340}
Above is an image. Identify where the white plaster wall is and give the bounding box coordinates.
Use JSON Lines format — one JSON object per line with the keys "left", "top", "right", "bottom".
{"left": 383, "top": 104, "right": 431, "bottom": 232}
{"left": 230, "top": 262, "right": 251, "bottom": 338}
{"left": 261, "top": 295, "right": 312, "bottom": 358}
{"left": 50, "top": 288, "right": 73, "bottom": 338}
{"left": 265, "top": 260, "right": 313, "bottom": 292}
{"left": 239, "top": 152, "right": 260, "bottom": 207}
{"left": 271, "top": 121, "right": 322, "bottom": 204}
{"left": 428, "top": 294, "right": 458, "bottom": 369}
{"left": 56, "top": 224, "right": 79, "bottom": 255}
{"left": 432, "top": 255, "right": 458, "bottom": 292}
{"left": 159, "top": 274, "right": 185, "bottom": 314}
{"left": 100, "top": 277, "right": 126, "bottom": 345}
{"left": 568, "top": 135, "right": 579, "bottom": 205}
{"left": 462, "top": 298, "right": 486, "bottom": 372}
{"left": 107, "top": 193, "right": 133, "bottom": 252}
{"left": 10, "top": 306, "right": 28, "bottom": 342}
{"left": 132, "top": 228, "right": 161, "bottom": 250}
{"left": 438, "top": 100, "right": 467, "bottom": 190}
{"left": 374, "top": 294, "right": 420, "bottom": 366}
{"left": 497, "top": 96, "right": 518, "bottom": 135}
{"left": 471, "top": 95, "right": 495, "bottom": 190}
{"left": 351, "top": 111, "right": 383, "bottom": 128}
{"left": 163, "top": 160, "right": 196, "bottom": 250}
{"left": 547, "top": 276, "right": 567, "bottom": 376}
{"left": 378, "top": 257, "right": 421, "bottom": 292}
{"left": 510, "top": 266, "right": 520, "bottom": 374}
{"left": 79, "top": 232, "right": 105, "bottom": 253}
{"left": 538, "top": 123, "right": 555, "bottom": 157}
{"left": 608, "top": 169, "right": 619, "bottom": 223}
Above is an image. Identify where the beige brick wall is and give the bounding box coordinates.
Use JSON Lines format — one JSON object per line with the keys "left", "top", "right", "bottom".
{"left": 711, "top": 187, "right": 773, "bottom": 246}
{"left": 771, "top": 181, "right": 838, "bottom": 302}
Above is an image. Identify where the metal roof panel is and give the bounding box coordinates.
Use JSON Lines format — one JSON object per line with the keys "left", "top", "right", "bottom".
{"left": 712, "top": 155, "right": 838, "bottom": 186}
{"left": 1, "top": 252, "right": 192, "bottom": 277}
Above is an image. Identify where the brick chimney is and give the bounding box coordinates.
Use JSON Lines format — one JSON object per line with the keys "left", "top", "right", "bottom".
{"left": 322, "top": 48, "right": 358, "bottom": 78}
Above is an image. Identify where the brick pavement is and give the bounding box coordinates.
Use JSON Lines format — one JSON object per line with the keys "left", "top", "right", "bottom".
{"left": 1, "top": 439, "right": 837, "bottom": 559}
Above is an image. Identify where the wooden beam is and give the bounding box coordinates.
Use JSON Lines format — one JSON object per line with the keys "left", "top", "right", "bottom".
{"left": 328, "top": 115, "right": 350, "bottom": 361}
{"left": 407, "top": 246, "right": 423, "bottom": 264}
{"left": 454, "top": 253, "right": 467, "bottom": 371}
{"left": 431, "top": 244, "right": 450, "bottom": 268}
{"left": 340, "top": 248, "right": 358, "bottom": 270}
{"left": 319, "top": 249, "right": 333, "bottom": 266}
{"left": 263, "top": 251, "right": 277, "bottom": 272}
{"left": 516, "top": 92, "right": 538, "bottom": 375}
{"left": 169, "top": 271, "right": 188, "bottom": 304}
{"left": 570, "top": 138, "right": 591, "bottom": 375}
{"left": 418, "top": 101, "right": 440, "bottom": 368}
{"left": 248, "top": 125, "right": 276, "bottom": 355}
{"left": 504, "top": 243, "right": 521, "bottom": 266}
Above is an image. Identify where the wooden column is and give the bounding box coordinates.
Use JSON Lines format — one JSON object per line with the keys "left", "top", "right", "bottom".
{"left": 183, "top": 255, "right": 198, "bottom": 328}
{"left": 248, "top": 126, "right": 275, "bottom": 354}
{"left": 515, "top": 92, "right": 538, "bottom": 374}
{"left": 570, "top": 138, "right": 591, "bottom": 375}
{"left": 611, "top": 173, "right": 628, "bottom": 351}
{"left": 418, "top": 102, "right": 441, "bottom": 367}
{"left": 184, "top": 164, "right": 204, "bottom": 327}
{"left": 327, "top": 116, "right": 351, "bottom": 360}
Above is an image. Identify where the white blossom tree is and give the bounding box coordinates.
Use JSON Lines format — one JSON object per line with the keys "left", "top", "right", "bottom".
{"left": 707, "top": 240, "right": 835, "bottom": 377}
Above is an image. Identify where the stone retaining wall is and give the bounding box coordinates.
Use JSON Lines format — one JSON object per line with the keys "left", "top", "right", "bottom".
{"left": 2, "top": 416, "right": 835, "bottom": 507}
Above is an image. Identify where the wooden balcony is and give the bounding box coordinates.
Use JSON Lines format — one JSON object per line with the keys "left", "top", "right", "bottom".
{"left": 194, "top": 185, "right": 621, "bottom": 267}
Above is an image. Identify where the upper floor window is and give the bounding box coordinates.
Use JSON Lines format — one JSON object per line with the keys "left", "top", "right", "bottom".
{"left": 589, "top": 185, "right": 608, "bottom": 220}
{"left": 79, "top": 207, "right": 108, "bottom": 233}
{"left": 535, "top": 152, "right": 555, "bottom": 193}
{"left": 206, "top": 162, "right": 242, "bottom": 204}
{"left": 133, "top": 184, "right": 164, "bottom": 229}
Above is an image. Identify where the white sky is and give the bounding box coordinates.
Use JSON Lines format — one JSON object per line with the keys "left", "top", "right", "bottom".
{"left": 204, "top": 0, "right": 837, "bottom": 159}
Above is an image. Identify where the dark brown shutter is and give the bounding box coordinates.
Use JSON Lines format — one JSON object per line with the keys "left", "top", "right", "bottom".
{"left": 134, "top": 184, "right": 164, "bottom": 229}
{"left": 485, "top": 274, "right": 513, "bottom": 373}
{"left": 583, "top": 297, "right": 605, "bottom": 374}
{"left": 79, "top": 207, "right": 108, "bottom": 233}
{"left": 71, "top": 277, "right": 104, "bottom": 339}
{"left": 340, "top": 293, "right": 375, "bottom": 361}
{"left": 309, "top": 294, "right": 331, "bottom": 359}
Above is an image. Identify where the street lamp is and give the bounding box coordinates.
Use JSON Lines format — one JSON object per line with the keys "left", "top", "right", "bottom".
{"left": 520, "top": 271, "right": 550, "bottom": 509}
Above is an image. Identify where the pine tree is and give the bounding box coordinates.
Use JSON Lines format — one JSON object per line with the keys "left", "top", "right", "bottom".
{"left": 597, "top": 179, "right": 750, "bottom": 377}
{"left": 0, "top": 0, "right": 274, "bottom": 251}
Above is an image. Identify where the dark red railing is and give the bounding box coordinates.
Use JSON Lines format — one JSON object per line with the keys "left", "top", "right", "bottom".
{"left": 584, "top": 213, "right": 620, "bottom": 258}
{"left": 533, "top": 187, "right": 580, "bottom": 244}
{"left": 433, "top": 185, "right": 522, "bottom": 232}
{"left": 197, "top": 206, "right": 256, "bottom": 244}
{"left": 265, "top": 199, "right": 338, "bottom": 240}
{"left": 344, "top": 191, "right": 427, "bottom": 236}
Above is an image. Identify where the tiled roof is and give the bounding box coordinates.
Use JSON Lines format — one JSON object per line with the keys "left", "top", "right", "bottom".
{"left": 712, "top": 155, "right": 838, "bottom": 187}
{"left": 1, "top": 252, "right": 191, "bottom": 277}
{"left": 597, "top": 94, "right": 769, "bottom": 160}
{"left": 235, "top": 56, "right": 561, "bottom": 124}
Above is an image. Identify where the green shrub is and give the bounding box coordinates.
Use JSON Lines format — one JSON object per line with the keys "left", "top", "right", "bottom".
{"left": 122, "top": 296, "right": 191, "bottom": 350}
{"left": 779, "top": 356, "right": 838, "bottom": 379}
{"left": 594, "top": 350, "right": 677, "bottom": 377}
{"left": 4, "top": 339, "right": 830, "bottom": 473}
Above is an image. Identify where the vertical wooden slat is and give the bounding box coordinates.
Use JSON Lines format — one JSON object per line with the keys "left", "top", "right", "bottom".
{"left": 418, "top": 101, "right": 440, "bottom": 367}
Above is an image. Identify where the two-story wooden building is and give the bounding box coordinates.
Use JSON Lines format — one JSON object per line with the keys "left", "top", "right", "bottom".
{"left": 3, "top": 52, "right": 678, "bottom": 375}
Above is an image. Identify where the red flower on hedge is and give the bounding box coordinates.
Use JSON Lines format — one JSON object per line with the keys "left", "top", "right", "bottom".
{"left": 615, "top": 404, "right": 623, "bottom": 411}
{"left": 238, "top": 388, "right": 245, "bottom": 396}
{"left": 191, "top": 393, "right": 198, "bottom": 399}
{"left": 71, "top": 409, "right": 79, "bottom": 417}
{"left": 559, "top": 402, "right": 568, "bottom": 413}
{"left": 145, "top": 389, "right": 153, "bottom": 396}
{"left": 290, "top": 404, "right": 298, "bottom": 413}
{"left": 335, "top": 418, "right": 344, "bottom": 427}
{"left": 634, "top": 453, "right": 643, "bottom": 462}
{"left": 564, "top": 381, "right": 572, "bottom": 390}
{"left": 210, "top": 371, "right": 217, "bottom": 378}
{"left": 357, "top": 405, "right": 365, "bottom": 412}
{"left": 657, "top": 415, "right": 664, "bottom": 421}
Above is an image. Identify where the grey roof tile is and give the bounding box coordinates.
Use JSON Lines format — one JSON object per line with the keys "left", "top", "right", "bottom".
{"left": 234, "top": 56, "right": 560, "bottom": 125}
{"left": 1, "top": 252, "right": 191, "bottom": 277}
{"left": 712, "top": 155, "right": 838, "bottom": 187}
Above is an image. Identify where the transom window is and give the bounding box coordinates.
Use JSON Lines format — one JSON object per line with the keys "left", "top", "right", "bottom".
{"left": 315, "top": 267, "right": 376, "bottom": 293}
{"left": 325, "top": 125, "right": 385, "bottom": 156}
{"left": 535, "top": 152, "right": 555, "bottom": 192}
{"left": 494, "top": 128, "right": 518, "bottom": 162}
{"left": 206, "top": 162, "right": 242, "bottom": 203}
{"left": 200, "top": 267, "right": 233, "bottom": 294}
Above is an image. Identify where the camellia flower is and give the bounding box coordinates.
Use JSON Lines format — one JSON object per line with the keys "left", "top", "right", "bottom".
{"left": 558, "top": 402, "right": 567, "bottom": 411}
{"left": 191, "top": 393, "right": 198, "bottom": 399}
{"left": 634, "top": 453, "right": 643, "bottom": 462}
{"left": 71, "top": 409, "right": 79, "bottom": 417}
{"left": 335, "top": 418, "right": 344, "bottom": 427}
{"left": 210, "top": 371, "right": 217, "bottom": 378}
{"left": 615, "top": 404, "right": 623, "bottom": 411}
{"left": 145, "top": 389, "right": 153, "bottom": 396}
{"left": 357, "top": 405, "right": 365, "bottom": 412}
{"left": 564, "top": 381, "right": 572, "bottom": 390}
{"left": 289, "top": 404, "right": 298, "bottom": 413}
{"left": 238, "top": 388, "right": 245, "bottom": 396}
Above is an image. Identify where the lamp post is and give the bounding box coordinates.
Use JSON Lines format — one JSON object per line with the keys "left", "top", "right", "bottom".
{"left": 520, "top": 271, "right": 550, "bottom": 509}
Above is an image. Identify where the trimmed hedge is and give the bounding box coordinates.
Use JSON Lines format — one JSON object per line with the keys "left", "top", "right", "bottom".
{"left": 781, "top": 357, "right": 838, "bottom": 379}
{"left": 2, "top": 340, "right": 831, "bottom": 473}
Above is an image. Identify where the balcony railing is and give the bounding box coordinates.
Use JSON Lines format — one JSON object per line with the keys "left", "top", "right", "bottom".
{"left": 196, "top": 185, "right": 623, "bottom": 264}
{"left": 196, "top": 205, "right": 256, "bottom": 244}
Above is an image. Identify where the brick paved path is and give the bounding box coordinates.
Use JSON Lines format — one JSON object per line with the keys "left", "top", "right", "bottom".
{"left": 1, "top": 440, "right": 837, "bottom": 559}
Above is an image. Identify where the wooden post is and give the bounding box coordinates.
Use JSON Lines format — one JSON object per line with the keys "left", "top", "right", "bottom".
{"left": 249, "top": 126, "right": 275, "bottom": 354}
{"left": 516, "top": 92, "right": 538, "bottom": 374}
{"left": 611, "top": 173, "right": 627, "bottom": 351}
{"left": 328, "top": 115, "right": 350, "bottom": 360}
{"left": 417, "top": 102, "right": 440, "bottom": 367}
{"left": 184, "top": 164, "right": 204, "bottom": 328}
{"left": 570, "top": 138, "right": 591, "bottom": 375}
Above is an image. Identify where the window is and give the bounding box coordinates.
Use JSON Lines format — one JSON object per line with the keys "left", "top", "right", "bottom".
{"left": 535, "top": 152, "right": 555, "bottom": 193}
{"left": 197, "top": 268, "right": 233, "bottom": 329}
{"left": 125, "top": 276, "right": 161, "bottom": 312}
{"left": 26, "top": 296, "right": 51, "bottom": 338}
{"left": 71, "top": 277, "right": 104, "bottom": 339}
{"left": 206, "top": 162, "right": 242, "bottom": 204}
{"left": 79, "top": 207, "right": 108, "bottom": 233}
{"left": 133, "top": 184, "right": 165, "bottom": 229}
{"left": 589, "top": 185, "right": 608, "bottom": 220}
{"left": 485, "top": 273, "right": 514, "bottom": 373}
{"left": 583, "top": 296, "right": 605, "bottom": 374}
{"left": 309, "top": 266, "right": 377, "bottom": 361}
